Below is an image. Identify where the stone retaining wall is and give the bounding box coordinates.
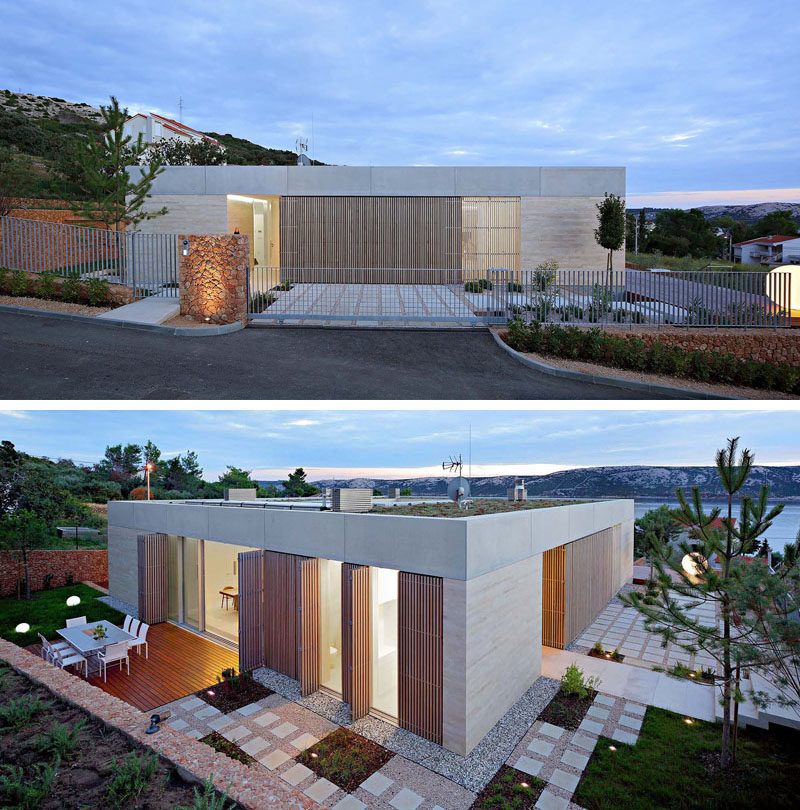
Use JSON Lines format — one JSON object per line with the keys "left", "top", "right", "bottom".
{"left": 0, "top": 549, "right": 108, "bottom": 597}
{"left": 0, "top": 640, "right": 319, "bottom": 810}
{"left": 600, "top": 326, "right": 800, "bottom": 365}
{"left": 179, "top": 234, "right": 249, "bottom": 324}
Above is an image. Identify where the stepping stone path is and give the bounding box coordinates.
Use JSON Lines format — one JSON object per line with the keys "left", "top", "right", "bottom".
{"left": 507, "top": 692, "right": 646, "bottom": 808}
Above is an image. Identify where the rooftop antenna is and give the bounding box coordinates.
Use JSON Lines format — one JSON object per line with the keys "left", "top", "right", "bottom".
{"left": 178, "top": 96, "right": 183, "bottom": 123}
{"left": 469, "top": 424, "right": 472, "bottom": 479}
{"left": 311, "top": 112, "right": 315, "bottom": 164}
{"left": 443, "top": 454, "right": 472, "bottom": 509}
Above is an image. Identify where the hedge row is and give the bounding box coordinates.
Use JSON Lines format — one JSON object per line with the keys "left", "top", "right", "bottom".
{"left": 0, "top": 266, "right": 111, "bottom": 307}
{"left": 504, "top": 319, "right": 800, "bottom": 395}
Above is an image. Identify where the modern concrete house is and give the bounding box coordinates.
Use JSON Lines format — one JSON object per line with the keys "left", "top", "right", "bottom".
{"left": 131, "top": 165, "right": 625, "bottom": 271}
{"left": 108, "top": 497, "right": 633, "bottom": 756}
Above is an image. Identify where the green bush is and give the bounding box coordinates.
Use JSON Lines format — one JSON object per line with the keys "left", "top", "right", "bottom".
{"left": 176, "top": 776, "right": 235, "bottom": 810}
{"left": 0, "top": 266, "right": 10, "bottom": 292}
{"left": 60, "top": 276, "right": 82, "bottom": 303}
{"left": 36, "top": 719, "right": 86, "bottom": 761}
{"left": 9, "top": 269, "right": 29, "bottom": 296}
{"left": 36, "top": 272, "right": 58, "bottom": 300}
{"left": 0, "top": 696, "right": 53, "bottom": 733}
{"left": 464, "top": 278, "right": 492, "bottom": 292}
{"left": 86, "top": 277, "right": 109, "bottom": 306}
{"left": 106, "top": 751, "right": 158, "bottom": 808}
{"left": 0, "top": 761, "right": 57, "bottom": 810}
{"left": 560, "top": 662, "right": 601, "bottom": 698}
{"left": 504, "top": 320, "right": 800, "bottom": 395}
{"left": 507, "top": 281, "right": 523, "bottom": 292}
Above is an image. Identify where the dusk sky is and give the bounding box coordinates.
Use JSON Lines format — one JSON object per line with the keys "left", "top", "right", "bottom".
{"left": 2, "top": 0, "right": 798, "bottom": 206}
{"left": 2, "top": 409, "right": 797, "bottom": 480}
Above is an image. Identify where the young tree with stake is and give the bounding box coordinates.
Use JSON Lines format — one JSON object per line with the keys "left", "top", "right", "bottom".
{"left": 594, "top": 192, "right": 626, "bottom": 277}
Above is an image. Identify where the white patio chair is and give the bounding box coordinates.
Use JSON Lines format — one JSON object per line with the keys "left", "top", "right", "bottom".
{"left": 128, "top": 618, "right": 141, "bottom": 640}
{"left": 51, "top": 644, "right": 88, "bottom": 678}
{"left": 38, "top": 632, "right": 71, "bottom": 663}
{"left": 97, "top": 641, "right": 129, "bottom": 682}
{"left": 122, "top": 615, "right": 134, "bottom": 634}
{"left": 65, "top": 616, "right": 87, "bottom": 628}
{"left": 129, "top": 622, "right": 149, "bottom": 658}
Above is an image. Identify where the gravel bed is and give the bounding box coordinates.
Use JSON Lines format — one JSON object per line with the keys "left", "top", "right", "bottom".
{"left": 508, "top": 344, "right": 798, "bottom": 400}
{"left": 252, "top": 665, "right": 561, "bottom": 793}
{"left": 97, "top": 594, "right": 137, "bottom": 617}
{"left": 0, "top": 294, "right": 114, "bottom": 316}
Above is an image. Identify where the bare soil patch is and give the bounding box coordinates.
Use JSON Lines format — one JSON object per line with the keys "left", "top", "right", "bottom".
{"left": 537, "top": 690, "right": 597, "bottom": 730}
{"left": 196, "top": 671, "right": 274, "bottom": 713}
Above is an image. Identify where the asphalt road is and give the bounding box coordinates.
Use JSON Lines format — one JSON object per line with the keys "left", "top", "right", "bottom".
{"left": 0, "top": 310, "right": 684, "bottom": 400}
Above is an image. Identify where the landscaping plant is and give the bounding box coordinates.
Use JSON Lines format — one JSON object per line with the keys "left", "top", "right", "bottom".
{"left": 35, "top": 272, "right": 58, "bottom": 299}
{"left": 0, "top": 695, "right": 53, "bottom": 733}
{"left": 59, "top": 275, "right": 82, "bottom": 303}
{"left": 9, "top": 269, "right": 29, "bottom": 296}
{"left": 86, "top": 276, "right": 109, "bottom": 306}
{"left": 620, "top": 437, "right": 791, "bottom": 769}
{"left": 176, "top": 776, "right": 236, "bottom": 810}
{"left": 472, "top": 765, "right": 545, "bottom": 809}
{"left": 560, "top": 662, "right": 601, "bottom": 699}
{"left": 36, "top": 718, "right": 86, "bottom": 760}
{"left": 0, "top": 761, "right": 58, "bottom": 810}
{"left": 105, "top": 751, "right": 159, "bottom": 808}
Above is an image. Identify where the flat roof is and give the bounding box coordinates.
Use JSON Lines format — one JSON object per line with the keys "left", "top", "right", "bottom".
{"left": 131, "top": 165, "right": 626, "bottom": 198}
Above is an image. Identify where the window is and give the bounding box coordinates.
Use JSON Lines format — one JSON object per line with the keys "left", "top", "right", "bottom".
{"left": 370, "top": 567, "right": 398, "bottom": 718}
{"left": 319, "top": 559, "right": 343, "bottom": 693}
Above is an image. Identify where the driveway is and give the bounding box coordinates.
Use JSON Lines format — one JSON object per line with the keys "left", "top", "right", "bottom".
{"left": 0, "top": 310, "right": 690, "bottom": 400}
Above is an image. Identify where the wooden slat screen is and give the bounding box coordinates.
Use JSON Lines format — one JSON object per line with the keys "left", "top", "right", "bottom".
{"left": 238, "top": 550, "right": 265, "bottom": 671}
{"left": 461, "top": 197, "right": 521, "bottom": 273}
{"left": 280, "top": 196, "right": 462, "bottom": 273}
{"left": 398, "top": 572, "right": 443, "bottom": 744}
{"left": 564, "top": 527, "right": 615, "bottom": 645}
{"left": 137, "top": 533, "right": 168, "bottom": 625}
{"left": 297, "top": 556, "right": 320, "bottom": 697}
{"left": 542, "top": 546, "right": 566, "bottom": 648}
{"left": 342, "top": 563, "right": 371, "bottom": 720}
{"left": 263, "top": 550, "right": 298, "bottom": 678}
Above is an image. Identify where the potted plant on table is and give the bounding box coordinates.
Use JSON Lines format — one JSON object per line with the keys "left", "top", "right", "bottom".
{"left": 92, "top": 624, "right": 107, "bottom": 641}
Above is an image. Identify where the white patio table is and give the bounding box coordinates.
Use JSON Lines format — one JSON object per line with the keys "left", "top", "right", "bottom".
{"left": 56, "top": 620, "right": 136, "bottom": 676}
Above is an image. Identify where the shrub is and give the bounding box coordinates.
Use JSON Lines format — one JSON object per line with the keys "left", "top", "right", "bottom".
{"left": 464, "top": 278, "right": 491, "bottom": 292}
{"left": 560, "top": 662, "right": 601, "bottom": 699}
{"left": 250, "top": 292, "right": 275, "bottom": 312}
{"left": 60, "top": 276, "right": 82, "bottom": 303}
{"left": 36, "top": 272, "right": 58, "bottom": 300}
{"left": 0, "top": 266, "right": 9, "bottom": 292}
{"left": 9, "top": 269, "right": 29, "bottom": 296}
{"left": 176, "top": 776, "right": 235, "bottom": 810}
{"left": 507, "top": 281, "right": 523, "bottom": 293}
{"left": 0, "top": 695, "right": 53, "bottom": 733}
{"left": 0, "top": 761, "right": 57, "bottom": 810}
{"left": 36, "top": 719, "right": 86, "bottom": 760}
{"left": 106, "top": 751, "right": 158, "bottom": 808}
{"left": 86, "top": 277, "right": 109, "bottom": 306}
{"left": 592, "top": 640, "right": 604, "bottom": 654}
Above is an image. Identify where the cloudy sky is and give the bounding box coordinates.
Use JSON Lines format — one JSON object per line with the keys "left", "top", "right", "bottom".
{"left": 2, "top": 0, "right": 798, "bottom": 206}
{"left": 2, "top": 408, "right": 798, "bottom": 480}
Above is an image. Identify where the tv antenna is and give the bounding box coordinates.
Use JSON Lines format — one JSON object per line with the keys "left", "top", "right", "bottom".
{"left": 178, "top": 96, "right": 184, "bottom": 123}
{"left": 443, "top": 454, "right": 472, "bottom": 509}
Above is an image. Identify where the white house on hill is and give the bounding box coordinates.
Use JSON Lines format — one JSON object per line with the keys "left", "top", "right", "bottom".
{"left": 734, "top": 235, "right": 800, "bottom": 265}
{"left": 123, "top": 112, "right": 220, "bottom": 147}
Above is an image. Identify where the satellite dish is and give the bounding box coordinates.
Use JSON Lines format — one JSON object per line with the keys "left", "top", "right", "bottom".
{"left": 447, "top": 476, "right": 471, "bottom": 504}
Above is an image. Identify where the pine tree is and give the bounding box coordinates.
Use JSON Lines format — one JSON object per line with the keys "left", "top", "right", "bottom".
{"left": 70, "top": 96, "right": 167, "bottom": 231}
{"left": 621, "top": 437, "right": 785, "bottom": 768}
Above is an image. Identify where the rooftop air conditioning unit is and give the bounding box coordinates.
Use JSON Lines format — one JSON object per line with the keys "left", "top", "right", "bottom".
{"left": 224, "top": 488, "right": 257, "bottom": 501}
{"left": 331, "top": 488, "right": 373, "bottom": 513}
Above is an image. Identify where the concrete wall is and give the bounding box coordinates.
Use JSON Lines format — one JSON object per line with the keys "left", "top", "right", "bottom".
{"left": 521, "top": 196, "right": 625, "bottom": 270}
{"left": 443, "top": 554, "right": 542, "bottom": 755}
{"left": 108, "top": 525, "right": 140, "bottom": 607}
{"left": 107, "top": 499, "right": 633, "bottom": 584}
{"left": 135, "top": 194, "right": 228, "bottom": 234}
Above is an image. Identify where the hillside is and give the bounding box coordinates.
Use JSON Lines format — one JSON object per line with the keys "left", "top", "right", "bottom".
{"left": 302, "top": 464, "right": 800, "bottom": 499}
{"left": 0, "top": 89, "right": 313, "bottom": 199}
{"left": 630, "top": 202, "right": 800, "bottom": 225}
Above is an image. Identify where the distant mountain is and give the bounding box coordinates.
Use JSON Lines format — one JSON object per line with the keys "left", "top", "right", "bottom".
{"left": 290, "top": 465, "right": 800, "bottom": 500}
{"left": 628, "top": 202, "right": 800, "bottom": 225}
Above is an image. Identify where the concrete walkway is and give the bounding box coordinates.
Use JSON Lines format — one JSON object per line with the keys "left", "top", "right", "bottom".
{"left": 97, "top": 295, "right": 178, "bottom": 325}
{"left": 542, "top": 647, "right": 715, "bottom": 722}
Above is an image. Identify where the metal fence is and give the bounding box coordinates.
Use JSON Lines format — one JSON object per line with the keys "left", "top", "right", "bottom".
{"left": 248, "top": 266, "right": 792, "bottom": 327}
{"left": 0, "top": 216, "right": 179, "bottom": 299}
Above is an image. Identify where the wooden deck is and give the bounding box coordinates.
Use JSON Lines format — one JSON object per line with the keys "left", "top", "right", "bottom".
{"left": 31, "top": 623, "right": 239, "bottom": 712}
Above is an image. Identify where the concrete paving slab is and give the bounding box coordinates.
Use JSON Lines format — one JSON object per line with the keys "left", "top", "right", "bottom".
{"left": 514, "top": 756, "right": 544, "bottom": 777}
{"left": 360, "top": 772, "right": 394, "bottom": 796}
{"left": 97, "top": 296, "right": 179, "bottom": 325}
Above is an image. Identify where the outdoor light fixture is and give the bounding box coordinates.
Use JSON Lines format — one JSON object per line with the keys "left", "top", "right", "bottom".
{"left": 689, "top": 672, "right": 696, "bottom": 678}
{"left": 15, "top": 623, "right": 30, "bottom": 633}
{"left": 520, "top": 782, "right": 530, "bottom": 788}
{"left": 684, "top": 717, "right": 694, "bottom": 725}
{"left": 146, "top": 711, "right": 171, "bottom": 734}
{"left": 310, "top": 752, "right": 318, "bottom": 759}
{"left": 207, "top": 690, "right": 215, "bottom": 696}
{"left": 608, "top": 745, "right": 617, "bottom": 751}
{"left": 681, "top": 552, "right": 708, "bottom": 583}
{"left": 66, "top": 595, "right": 80, "bottom": 607}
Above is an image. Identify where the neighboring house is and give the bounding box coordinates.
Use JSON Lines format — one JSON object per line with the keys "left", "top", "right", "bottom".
{"left": 127, "top": 165, "right": 626, "bottom": 271}
{"left": 123, "top": 112, "right": 220, "bottom": 147}
{"left": 733, "top": 235, "right": 800, "bottom": 266}
{"left": 108, "top": 496, "right": 633, "bottom": 756}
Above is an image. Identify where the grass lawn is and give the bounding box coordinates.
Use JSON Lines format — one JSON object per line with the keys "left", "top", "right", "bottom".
{"left": 574, "top": 706, "right": 800, "bottom": 810}
{"left": 370, "top": 498, "right": 585, "bottom": 518}
{"left": 0, "top": 583, "right": 124, "bottom": 645}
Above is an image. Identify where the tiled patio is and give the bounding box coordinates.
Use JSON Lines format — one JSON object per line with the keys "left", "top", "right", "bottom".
{"left": 572, "top": 587, "right": 718, "bottom": 672}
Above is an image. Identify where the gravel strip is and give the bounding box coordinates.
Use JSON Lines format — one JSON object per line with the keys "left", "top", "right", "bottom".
{"left": 0, "top": 294, "right": 114, "bottom": 316}
{"left": 515, "top": 346, "right": 797, "bottom": 399}
{"left": 97, "top": 594, "right": 137, "bottom": 617}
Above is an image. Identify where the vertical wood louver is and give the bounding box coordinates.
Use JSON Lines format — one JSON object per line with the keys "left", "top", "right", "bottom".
{"left": 279, "top": 196, "right": 462, "bottom": 274}
{"left": 137, "top": 533, "right": 168, "bottom": 625}
{"left": 342, "top": 563, "right": 371, "bottom": 720}
{"left": 264, "top": 550, "right": 298, "bottom": 678}
{"left": 297, "top": 556, "right": 320, "bottom": 696}
{"left": 398, "top": 572, "right": 443, "bottom": 744}
{"left": 238, "top": 550, "right": 265, "bottom": 671}
{"left": 542, "top": 545, "right": 566, "bottom": 648}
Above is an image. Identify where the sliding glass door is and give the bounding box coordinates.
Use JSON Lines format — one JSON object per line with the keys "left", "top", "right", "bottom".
{"left": 370, "top": 566, "right": 399, "bottom": 719}
{"left": 319, "top": 559, "right": 342, "bottom": 694}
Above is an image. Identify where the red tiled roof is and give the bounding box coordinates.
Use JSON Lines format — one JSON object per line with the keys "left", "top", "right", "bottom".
{"left": 152, "top": 114, "right": 219, "bottom": 144}
{"left": 734, "top": 235, "right": 798, "bottom": 246}
{"left": 680, "top": 517, "right": 736, "bottom": 530}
